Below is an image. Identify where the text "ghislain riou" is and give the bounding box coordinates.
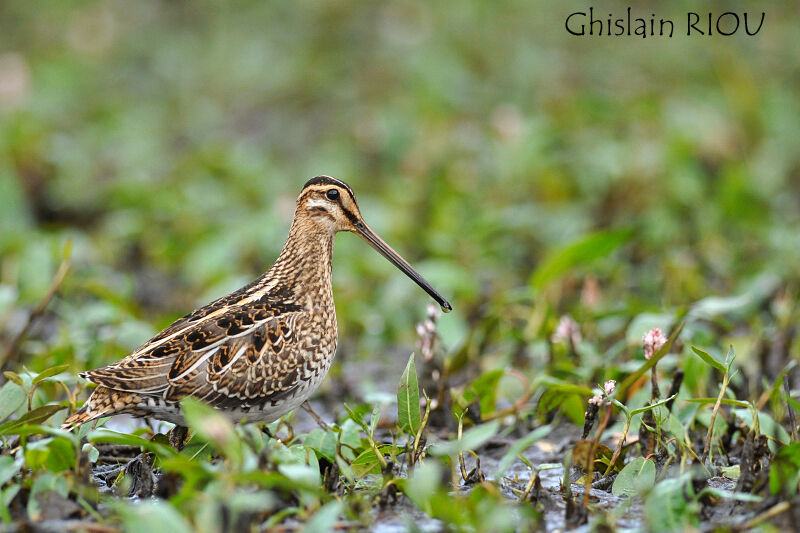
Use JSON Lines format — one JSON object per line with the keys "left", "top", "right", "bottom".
{"left": 566, "top": 8, "right": 765, "bottom": 38}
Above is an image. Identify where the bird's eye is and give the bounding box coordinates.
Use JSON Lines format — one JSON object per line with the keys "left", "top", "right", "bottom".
{"left": 326, "top": 189, "right": 340, "bottom": 201}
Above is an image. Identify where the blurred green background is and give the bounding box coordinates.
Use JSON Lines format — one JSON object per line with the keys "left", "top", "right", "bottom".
{"left": 1, "top": 0, "right": 798, "bottom": 377}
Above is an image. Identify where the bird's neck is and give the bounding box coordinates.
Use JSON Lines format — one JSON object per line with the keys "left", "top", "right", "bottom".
{"left": 264, "top": 215, "right": 335, "bottom": 308}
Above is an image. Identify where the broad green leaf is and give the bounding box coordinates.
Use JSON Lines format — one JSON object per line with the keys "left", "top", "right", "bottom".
{"left": 0, "top": 382, "right": 26, "bottom": 422}
{"left": 47, "top": 437, "right": 75, "bottom": 471}
{"left": 277, "top": 463, "right": 320, "bottom": 488}
{"left": 645, "top": 474, "right": 697, "bottom": 532}
{"left": 405, "top": 460, "right": 445, "bottom": 508}
{"left": 690, "top": 346, "right": 726, "bottom": 373}
{"left": 494, "top": 425, "right": 550, "bottom": 478}
{"left": 304, "top": 429, "right": 338, "bottom": 461}
{"left": 538, "top": 378, "right": 594, "bottom": 397}
{"left": 82, "top": 443, "right": 100, "bottom": 464}
{"left": 1, "top": 485, "right": 20, "bottom": 523}
{"left": 9, "top": 424, "right": 79, "bottom": 449}
{"left": 338, "top": 419, "right": 362, "bottom": 461}
{"left": 664, "top": 414, "right": 687, "bottom": 442}
{"left": 117, "top": 500, "right": 194, "bottom": 533}
{"left": 612, "top": 457, "right": 656, "bottom": 497}
{"left": 529, "top": 228, "right": 633, "bottom": 291}
{"left": 468, "top": 369, "right": 504, "bottom": 415}
{"left": 0, "top": 455, "right": 22, "bottom": 486}
{"left": 770, "top": 442, "right": 800, "bottom": 496}
{"left": 299, "top": 500, "right": 343, "bottom": 533}
{"left": 336, "top": 456, "right": 356, "bottom": 484}
{"left": 181, "top": 397, "right": 242, "bottom": 464}
{"left": 27, "top": 472, "right": 68, "bottom": 522}
{"left": 351, "top": 449, "right": 381, "bottom": 477}
{"left": 0, "top": 404, "right": 66, "bottom": 435}
{"left": 87, "top": 429, "right": 175, "bottom": 457}
{"left": 32, "top": 365, "right": 70, "bottom": 385}
{"left": 429, "top": 420, "right": 500, "bottom": 456}
{"left": 397, "top": 354, "right": 421, "bottom": 436}
{"left": 24, "top": 438, "right": 53, "bottom": 471}
{"left": 2, "top": 372, "right": 24, "bottom": 388}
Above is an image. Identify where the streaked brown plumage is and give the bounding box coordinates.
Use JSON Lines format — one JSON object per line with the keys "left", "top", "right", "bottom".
{"left": 62, "top": 176, "right": 451, "bottom": 434}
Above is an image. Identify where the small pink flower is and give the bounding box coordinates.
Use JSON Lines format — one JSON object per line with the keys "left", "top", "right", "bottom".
{"left": 604, "top": 380, "right": 616, "bottom": 395}
{"left": 643, "top": 327, "right": 667, "bottom": 360}
{"left": 551, "top": 315, "right": 582, "bottom": 345}
{"left": 416, "top": 304, "right": 441, "bottom": 361}
{"left": 588, "top": 395, "right": 602, "bottom": 406}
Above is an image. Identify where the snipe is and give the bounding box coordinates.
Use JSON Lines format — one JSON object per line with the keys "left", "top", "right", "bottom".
{"left": 62, "top": 176, "right": 451, "bottom": 442}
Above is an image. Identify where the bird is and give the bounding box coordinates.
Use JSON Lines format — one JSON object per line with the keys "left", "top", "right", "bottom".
{"left": 62, "top": 176, "right": 451, "bottom": 447}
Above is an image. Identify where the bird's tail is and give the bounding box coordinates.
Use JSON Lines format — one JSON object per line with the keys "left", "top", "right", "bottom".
{"left": 61, "top": 385, "right": 128, "bottom": 431}
{"left": 61, "top": 405, "right": 95, "bottom": 431}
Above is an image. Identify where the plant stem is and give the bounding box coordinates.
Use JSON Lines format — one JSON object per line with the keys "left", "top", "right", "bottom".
{"left": 703, "top": 372, "right": 729, "bottom": 462}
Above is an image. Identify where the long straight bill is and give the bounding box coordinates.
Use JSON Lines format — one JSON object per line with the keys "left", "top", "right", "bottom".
{"left": 354, "top": 221, "right": 452, "bottom": 313}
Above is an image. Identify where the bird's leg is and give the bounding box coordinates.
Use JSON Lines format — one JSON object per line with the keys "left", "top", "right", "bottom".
{"left": 169, "top": 425, "right": 189, "bottom": 451}
{"left": 301, "top": 401, "right": 329, "bottom": 430}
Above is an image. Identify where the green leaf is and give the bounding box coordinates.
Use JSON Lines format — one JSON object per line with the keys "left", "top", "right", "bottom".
{"left": 397, "top": 354, "right": 421, "bottom": 436}
{"left": 0, "top": 455, "right": 22, "bottom": 486}
{"left": 2, "top": 372, "right": 24, "bottom": 388}
{"left": 351, "top": 449, "right": 381, "bottom": 477}
{"left": 494, "top": 425, "right": 550, "bottom": 478}
{"left": 630, "top": 394, "right": 678, "bottom": 417}
{"left": 116, "top": 500, "right": 194, "bottom": 533}
{"left": 405, "top": 460, "right": 445, "bottom": 508}
{"left": 32, "top": 365, "right": 70, "bottom": 385}
{"left": 277, "top": 463, "right": 320, "bottom": 488}
{"left": 686, "top": 398, "right": 752, "bottom": 408}
{"left": 697, "top": 487, "right": 761, "bottom": 502}
{"left": 23, "top": 439, "right": 52, "bottom": 471}
{"left": 26, "top": 472, "right": 68, "bottom": 521}
{"left": 0, "top": 381, "right": 26, "bottom": 422}
{"left": 368, "top": 404, "right": 381, "bottom": 437}
{"left": 299, "top": 500, "right": 343, "bottom": 533}
{"left": 690, "top": 346, "right": 726, "bottom": 372}
{"left": 469, "top": 369, "right": 504, "bottom": 415}
{"left": 0, "top": 404, "right": 66, "bottom": 435}
{"left": 343, "top": 403, "right": 370, "bottom": 431}
{"left": 82, "top": 443, "right": 100, "bottom": 464}
{"left": 181, "top": 397, "right": 242, "bottom": 465}
{"left": 723, "top": 345, "right": 736, "bottom": 371}
{"left": 529, "top": 228, "right": 633, "bottom": 291}
{"left": 1, "top": 485, "right": 20, "bottom": 523}
{"left": 770, "top": 442, "right": 800, "bottom": 496}
{"left": 429, "top": 420, "right": 500, "bottom": 456}
{"left": 612, "top": 457, "right": 656, "bottom": 497}
{"left": 304, "top": 429, "right": 338, "bottom": 462}
{"left": 87, "top": 429, "right": 176, "bottom": 457}
{"left": 25, "top": 436, "right": 75, "bottom": 472}
{"left": 644, "top": 474, "right": 697, "bottom": 532}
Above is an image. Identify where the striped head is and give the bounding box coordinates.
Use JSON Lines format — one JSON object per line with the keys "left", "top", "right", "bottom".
{"left": 296, "top": 175, "right": 452, "bottom": 313}
{"left": 298, "top": 175, "right": 362, "bottom": 233}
